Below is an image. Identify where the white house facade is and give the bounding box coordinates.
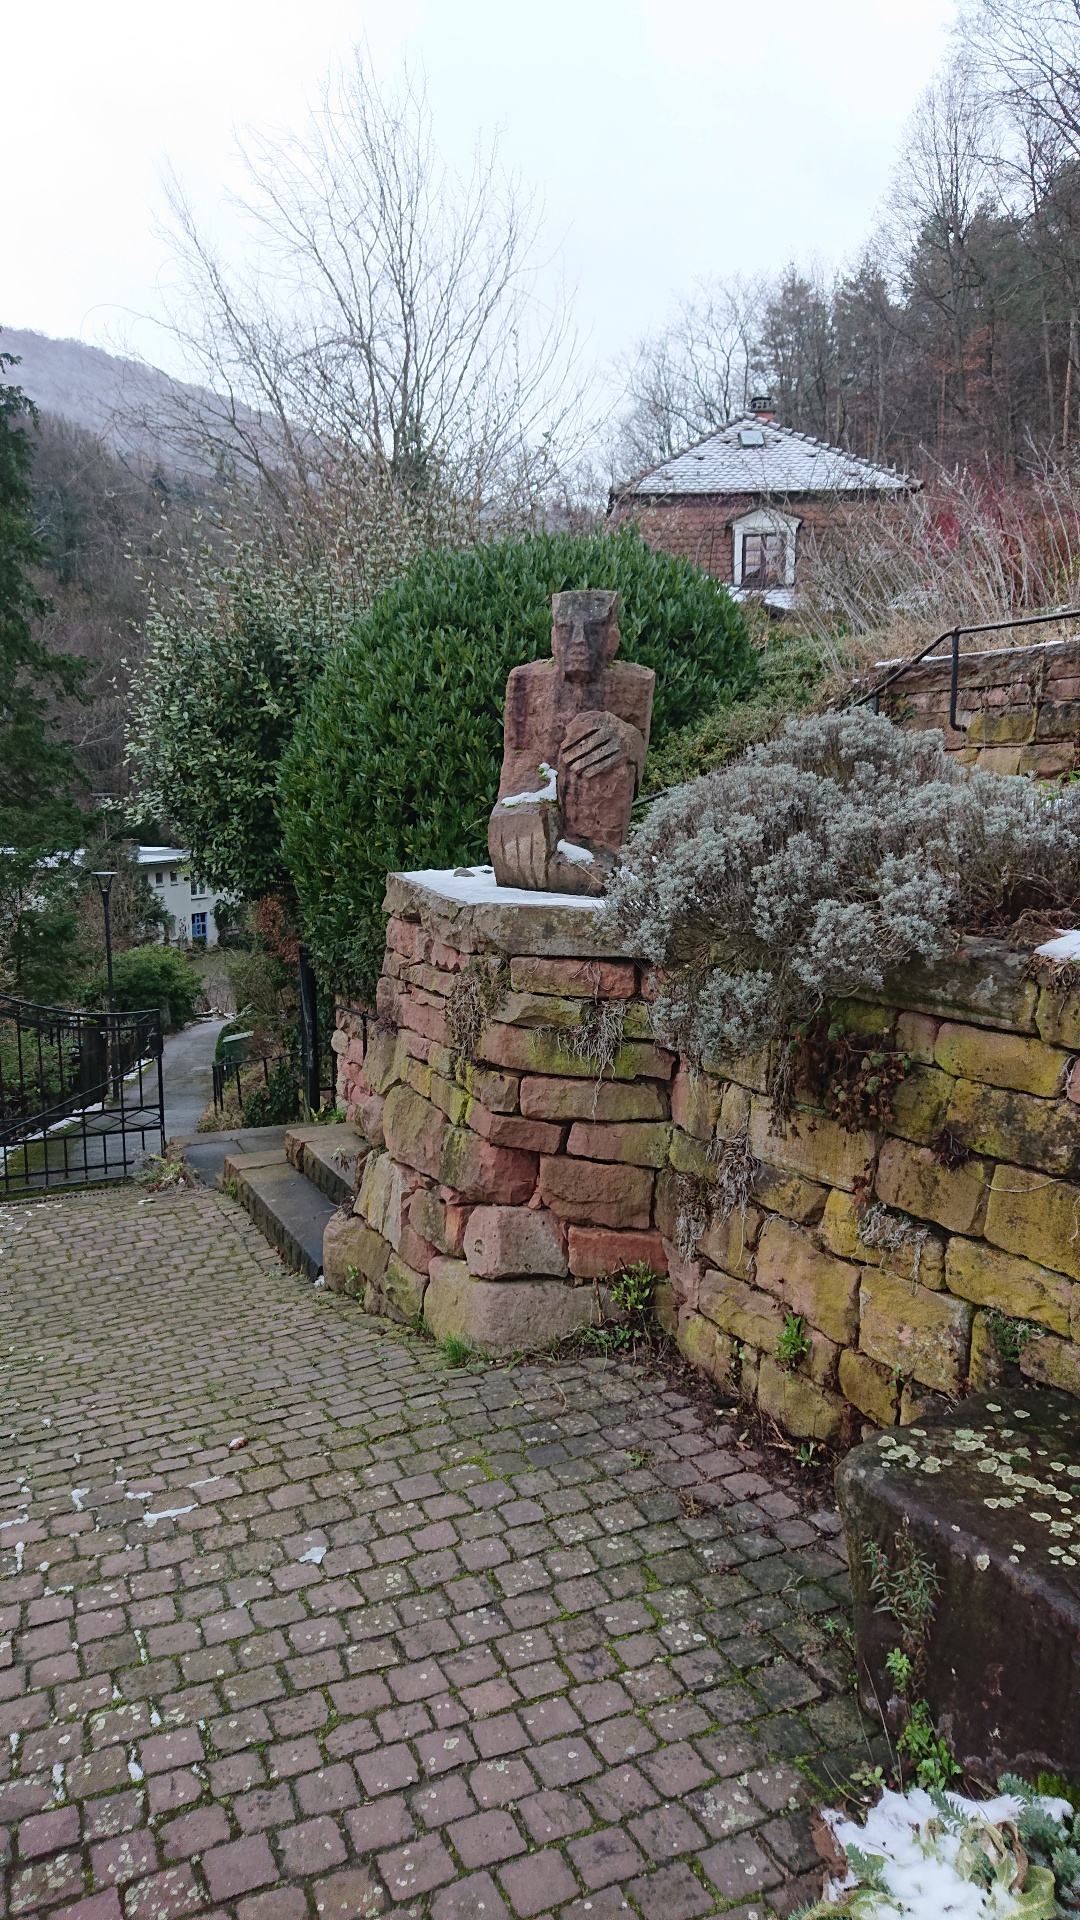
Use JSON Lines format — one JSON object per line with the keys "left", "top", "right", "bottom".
{"left": 137, "top": 847, "right": 226, "bottom": 947}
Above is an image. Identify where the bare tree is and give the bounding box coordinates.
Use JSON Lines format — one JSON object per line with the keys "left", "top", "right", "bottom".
{"left": 610, "top": 276, "right": 764, "bottom": 481}
{"left": 145, "top": 52, "right": 580, "bottom": 600}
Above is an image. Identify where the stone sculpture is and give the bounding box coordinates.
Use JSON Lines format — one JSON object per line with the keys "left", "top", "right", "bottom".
{"left": 487, "top": 590, "right": 654, "bottom": 894}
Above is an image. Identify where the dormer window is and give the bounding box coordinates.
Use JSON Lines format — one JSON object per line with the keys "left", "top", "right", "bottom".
{"left": 731, "top": 507, "right": 801, "bottom": 590}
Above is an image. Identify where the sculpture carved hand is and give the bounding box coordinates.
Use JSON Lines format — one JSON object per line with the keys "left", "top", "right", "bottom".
{"left": 487, "top": 800, "right": 554, "bottom": 890}
{"left": 559, "top": 711, "right": 644, "bottom": 784}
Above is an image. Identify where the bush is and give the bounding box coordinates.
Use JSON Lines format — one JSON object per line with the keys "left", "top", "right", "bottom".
{"left": 607, "top": 707, "right": 1080, "bottom": 1065}
{"left": 83, "top": 945, "right": 202, "bottom": 1030}
{"left": 279, "top": 525, "right": 756, "bottom": 994}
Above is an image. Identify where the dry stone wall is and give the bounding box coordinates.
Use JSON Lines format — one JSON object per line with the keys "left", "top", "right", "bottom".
{"left": 333, "top": 882, "right": 1080, "bottom": 1440}
{"left": 876, "top": 631, "right": 1080, "bottom": 777}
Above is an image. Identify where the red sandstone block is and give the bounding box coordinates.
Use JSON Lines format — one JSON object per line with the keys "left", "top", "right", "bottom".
{"left": 439, "top": 1130, "right": 538, "bottom": 1206}
{"left": 387, "top": 918, "right": 428, "bottom": 962}
{"left": 353, "top": 1093, "right": 385, "bottom": 1145}
{"left": 539, "top": 1156, "right": 654, "bottom": 1230}
{"left": 397, "top": 1224, "right": 439, "bottom": 1274}
{"left": 567, "top": 1226, "right": 668, "bottom": 1279}
{"left": 565, "top": 1120, "right": 671, "bottom": 1166}
{"left": 467, "top": 1103, "right": 563, "bottom": 1154}
{"left": 519, "top": 1076, "right": 668, "bottom": 1122}
{"left": 409, "top": 1189, "right": 472, "bottom": 1257}
{"left": 464, "top": 1205, "right": 568, "bottom": 1279}
{"left": 508, "top": 956, "right": 636, "bottom": 998}
{"left": 431, "top": 940, "right": 468, "bottom": 972}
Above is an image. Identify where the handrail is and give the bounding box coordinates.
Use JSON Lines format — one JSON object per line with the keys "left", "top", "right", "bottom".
{"left": 850, "top": 606, "right": 1080, "bottom": 733}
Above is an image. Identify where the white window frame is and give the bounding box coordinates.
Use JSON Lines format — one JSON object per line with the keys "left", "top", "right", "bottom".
{"left": 731, "top": 507, "right": 801, "bottom": 589}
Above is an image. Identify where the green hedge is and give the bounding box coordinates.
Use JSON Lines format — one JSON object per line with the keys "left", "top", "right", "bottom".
{"left": 83, "top": 945, "right": 202, "bottom": 1030}
{"left": 278, "top": 525, "right": 756, "bottom": 996}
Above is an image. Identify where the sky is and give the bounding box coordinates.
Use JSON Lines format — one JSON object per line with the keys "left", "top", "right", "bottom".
{"left": 1, "top": 0, "right": 956, "bottom": 383}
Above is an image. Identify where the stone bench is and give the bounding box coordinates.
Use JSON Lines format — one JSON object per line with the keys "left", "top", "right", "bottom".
{"left": 836, "top": 1388, "right": 1080, "bottom": 1784}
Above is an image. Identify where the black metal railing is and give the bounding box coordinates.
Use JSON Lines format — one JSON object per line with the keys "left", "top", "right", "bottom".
{"left": 0, "top": 995, "right": 164, "bottom": 1196}
{"left": 851, "top": 606, "right": 1080, "bottom": 732}
{"left": 212, "top": 1047, "right": 337, "bottom": 1125}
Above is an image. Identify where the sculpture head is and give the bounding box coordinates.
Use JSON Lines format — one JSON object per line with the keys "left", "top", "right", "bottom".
{"left": 550, "top": 590, "right": 620, "bottom": 685}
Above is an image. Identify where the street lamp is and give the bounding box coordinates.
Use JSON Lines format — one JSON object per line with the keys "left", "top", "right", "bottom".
{"left": 91, "top": 871, "right": 117, "bottom": 1012}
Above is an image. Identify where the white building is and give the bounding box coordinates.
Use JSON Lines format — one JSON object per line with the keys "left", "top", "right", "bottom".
{"left": 137, "top": 847, "right": 225, "bottom": 947}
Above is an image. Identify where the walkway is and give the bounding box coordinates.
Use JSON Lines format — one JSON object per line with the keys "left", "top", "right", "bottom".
{"left": 162, "top": 1019, "right": 228, "bottom": 1142}
{"left": 0, "top": 1187, "right": 867, "bottom": 1920}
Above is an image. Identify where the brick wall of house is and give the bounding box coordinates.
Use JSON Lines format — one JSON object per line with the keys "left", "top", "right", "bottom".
{"left": 606, "top": 494, "right": 833, "bottom": 580}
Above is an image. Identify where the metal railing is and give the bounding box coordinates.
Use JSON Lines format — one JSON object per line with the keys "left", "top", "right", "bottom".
{"left": 212, "top": 1047, "right": 336, "bottom": 1122}
{"left": 0, "top": 995, "right": 164, "bottom": 1196}
{"left": 850, "top": 607, "right": 1080, "bottom": 732}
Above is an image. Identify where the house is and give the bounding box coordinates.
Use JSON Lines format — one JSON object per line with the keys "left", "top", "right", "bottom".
{"left": 137, "top": 847, "right": 226, "bottom": 948}
{"left": 608, "top": 398, "right": 912, "bottom": 611}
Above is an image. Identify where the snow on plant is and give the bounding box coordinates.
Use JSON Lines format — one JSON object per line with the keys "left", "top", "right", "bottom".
{"left": 795, "top": 1781, "right": 1080, "bottom": 1919}
{"left": 607, "top": 709, "right": 1080, "bottom": 1066}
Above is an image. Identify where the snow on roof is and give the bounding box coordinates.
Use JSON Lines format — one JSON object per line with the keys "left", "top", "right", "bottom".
{"left": 623, "top": 416, "right": 911, "bottom": 498}
{"left": 136, "top": 846, "right": 189, "bottom": 863}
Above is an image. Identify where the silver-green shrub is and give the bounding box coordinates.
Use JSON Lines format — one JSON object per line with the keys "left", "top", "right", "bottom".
{"left": 606, "top": 708, "right": 1080, "bottom": 1062}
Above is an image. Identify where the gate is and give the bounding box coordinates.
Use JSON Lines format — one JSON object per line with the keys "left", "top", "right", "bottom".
{"left": 0, "top": 995, "right": 165, "bottom": 1197}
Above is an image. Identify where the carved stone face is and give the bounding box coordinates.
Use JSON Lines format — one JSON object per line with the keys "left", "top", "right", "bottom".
{"left": 550, "top": 590, "right": 620, "bottom": 684}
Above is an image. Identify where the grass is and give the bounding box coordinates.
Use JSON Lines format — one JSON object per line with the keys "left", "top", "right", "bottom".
{"left": 438, "top": 1333, "right": 475, "bottom": 1368}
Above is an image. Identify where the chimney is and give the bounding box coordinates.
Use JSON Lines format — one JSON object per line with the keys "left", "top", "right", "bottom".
{"left": 750, "top": 395, "right": 776, "bottom": 424}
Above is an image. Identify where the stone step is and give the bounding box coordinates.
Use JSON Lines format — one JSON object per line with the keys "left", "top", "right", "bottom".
{"left": 284, "top": 1123, "right": 366, "bottom": 1208}
{"left": 222, "top": 1145, "right": 337, "bottom": 1283}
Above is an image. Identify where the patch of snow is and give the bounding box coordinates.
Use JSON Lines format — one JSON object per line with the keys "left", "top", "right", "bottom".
{"left": 499, "top": 762, "right": 557, "bottom": 807}
{"left": 402, "top": 866, "right": 604, "bottom": 912}
{"left": 70, "top": 1489, "right": 89, "bottom": 1511}
{"left": 556, "top": 839, "right": 595, "bottom": 866}
{"left": 298, "top": 1544, "right": 326, "bottom": 1565}
{"left": 142, "top": 1504, "right": 195, "bottom": 1526}
{"left": 1036, "top": 928, "right": 1080, "bottom": 961}
{"left": 823, "top": 1784, "right": 1072, "bottom": 1917}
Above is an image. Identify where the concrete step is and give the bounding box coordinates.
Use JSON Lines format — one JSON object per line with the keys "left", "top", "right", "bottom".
{"left": 284, "top": 1123, "right": 366, "bottom": 1208}
{"left": 222, "top": 1145, "right": 337, "bottom": 1283}
{"left": 181, "top": 1126, "right": 290, "bottom": 1191}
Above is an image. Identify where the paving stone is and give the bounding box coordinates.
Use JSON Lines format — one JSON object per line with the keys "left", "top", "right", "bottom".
{"left": 0, "top": 1185, "right": 849, "bottom": 1920}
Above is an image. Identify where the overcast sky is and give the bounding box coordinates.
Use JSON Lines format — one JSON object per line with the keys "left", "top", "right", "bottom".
{"left": 2, "top": 0, "right": 955, "bottom": 381}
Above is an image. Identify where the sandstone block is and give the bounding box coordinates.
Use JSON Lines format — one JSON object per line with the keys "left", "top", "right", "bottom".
{"left": 668, "top": 1129, "right": 713, "bottom": 1179}
{"left": 664, "top": 1244, "right": 704, "bottom": 1313}
{"left": 719, "top": 1082, "right": 753, "bottom": 1137}
{"left": 895, "top": 1011, "right": 939, "bottom": 1063}
{"left": 397, "top": 1223, "right": 438, "bottom": 1274}
{"left": 944, "top": 1236, "right": 1072, "bottom": 1335}
{"left": 464, "top": 1205, "right": 568, "bottom": 1279}
{"left": 622, "top": 1002, "right": 654, "bottom": 1039}
{"left": 367, "top": 1252, "right": 427, "bottom": 1325}
{"left": 825, "top": 999, "right": 897, "bottom": 1040}
{"left": 520, "top": 1075, "right": 669, "bottom": 1123}
{"left": 423, "top": 1258, "right": 603, "bottom": 1354}
{"left": 430, "top": 938, "right": 468, "bottom": 972}
{"left": 567, "top": 1120, "right": 672, "bottom": 1167}
{"left": 748, "top": 1096, "right": 879, "bottom": 1193}
{"left": 403, "top": 1056, "right": 433, "bottom": 1101}
{"left": 654, "top": 1279, "right": 677, "bottom": 1334}
{"left": 967, "top": 707, "right": 1036, "bottom": 744}
{"left": 670, "top": 1066, "right": 721, "bottom": 1141}
{"left": 409, "top": 1189, "right": 472, "bottom": 1259}
{"left": 698, "top": 1203, "right": 761, "bottom": 1282}
{"left": 1019, "top": 742, "right": 1077, "bottom": 777}
{"left": 887, "top": 1066, "right": 955, "bottom": 1145}
{"left": 899, "top": 1381, "right": 955, "bottom": 1424}
{"left": 701, "top": 1048, "right": 770, "bottom": 1092}
{"left": 462, "top": 1064, "right": 521, "bottom": 1113}
{"left": 425, "top": 1069, "right": 471, "bottom": 1127}
{"left": 933, "top": 1022, "right": 1070, "bottom": 1097}
{"left": 538, "top": 1156, "right": 653, "bottom": 1229}
{"left": 757, "top": 1356, "right": 845, "bottom": 1443}
{"left": 509, "top": 956, "right": 636, "bottom": 998}
{"left": 976, "top": 745, "right": 1023, "bottom": 775}
{"left": 383, "top": 1083, "right": 449, "bottom": 1180}
{"left": 438, "top": 1129, "right": 538, "bottom": 1205}
{"left": 870, "top": 939, "right": 1039, "bottom": 1034}
{"left": 942, "top": 1076, "right": 1080, "bottom": 1175}
{"left": 1036, "top": 698, "right": 1080, "bottom": 739}
{"left": 677, "top": 1311, "right": 736, "bottom": 1388}
{"left": 984, "top": 1165, "right": 1080, "bottom": 1281}
{"left": 754, "top": 1215, "right": 861, "bottom": 1345}
{"left": 466, "top": 1101, "right": 563, "bottom": 1154}
{"left": 322, "top": 1212, "right": 390, "bottom": 1295}
{"left": 387, "top": 916, "right": 429, "bottom": 961}
{"left": 497, "top": 990, "right": 586, "bottom": 1030}
{"left": 1020, "top": 1332, "right": 1080, "bottom": 1397}
{"left": 875, "top": 1136, "right": 989, "bottom": 1235}
{"left": 1036, "top": 986, "right": 1080, "bottom": 1051}
{"left": 352, "top": 1093, "right": 386, "bottom": 1147}
{"left": 363, "top": 1155, "right": 428, "bottom": 1254}
{"left": 820, "top": 1187, "right": 945, "bottom": 1288}
{"left": 567, "top": 1226, "right": 668, "bottom": 1279}
{"left": 698, "top": 1269, "right": 786, "bottom": 1354}
{"left": 838, "top": 1347, "right": 899, "bottom": 1428}
{"left": 361, "top": 1027, "right": 403, "bottom": 1097}
{"left": 478, "top": 1023, "right": 675, "bottom": 1081}
{"left": 859, "top": 1269, "right": 973, "bottom": 1396}
{"left": 752, "top": 1164, "right": 829, "bottom": 1225}
{"left": 968, "top": 1311, "right": 1006, "bottom": 1393}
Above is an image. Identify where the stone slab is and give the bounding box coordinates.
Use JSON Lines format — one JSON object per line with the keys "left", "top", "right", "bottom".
{"left": 223, "top": 1152, "right": 336, "bottom": 1283}
{"left": 837, "top": 1389, "right": 1080, "bottom": 1784}
{"left": 383, "top": 868, "right": 629, "bottom": 959}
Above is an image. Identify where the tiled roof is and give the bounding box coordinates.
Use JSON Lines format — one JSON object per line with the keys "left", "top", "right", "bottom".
{"left": 623, "top": 417, "right": 911, "bottom": 497}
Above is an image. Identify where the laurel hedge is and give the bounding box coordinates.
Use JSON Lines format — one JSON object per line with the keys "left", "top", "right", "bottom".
{"left": 277, "top": 525, "right": 756, "bottom": 996}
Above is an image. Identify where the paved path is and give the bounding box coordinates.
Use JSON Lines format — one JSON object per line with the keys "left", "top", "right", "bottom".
{"left": 0, "top": 1187, "right": 868, "bottom": 1920}
{"left": 162, "top": 1021, "right": 229, "bottom": 1142}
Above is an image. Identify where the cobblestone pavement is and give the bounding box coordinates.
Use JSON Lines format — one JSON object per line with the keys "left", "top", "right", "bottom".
{"left": 0, "top": 1186, "right": 868, "bottom": 1920}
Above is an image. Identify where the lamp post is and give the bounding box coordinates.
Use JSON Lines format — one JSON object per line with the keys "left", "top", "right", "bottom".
{"left": 91, "top": 871, "right": 117, "bottom": 1011}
